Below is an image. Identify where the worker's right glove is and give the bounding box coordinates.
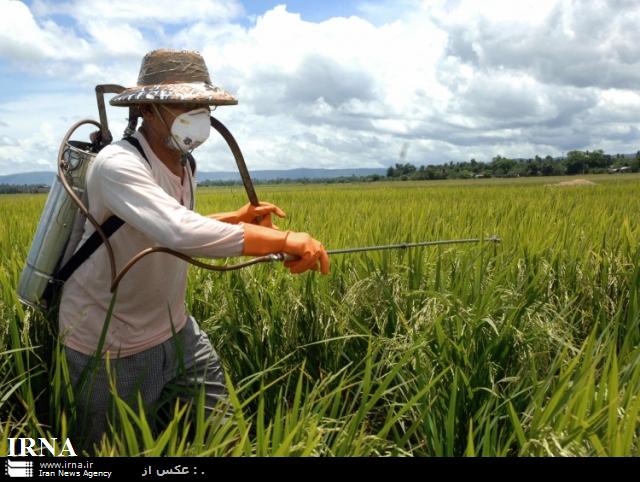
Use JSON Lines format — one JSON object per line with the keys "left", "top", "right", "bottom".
{"left": 242, "top": 223, "right": 330, "bottom": 275}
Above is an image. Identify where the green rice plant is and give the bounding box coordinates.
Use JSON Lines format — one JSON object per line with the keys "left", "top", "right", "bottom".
{"left": 1, "top": 174, "right": 640, "bottom": 456}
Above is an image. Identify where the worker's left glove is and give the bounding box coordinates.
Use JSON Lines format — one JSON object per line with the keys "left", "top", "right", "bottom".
{"left": 209, "top": 201, "right": 286, "bottom": 229}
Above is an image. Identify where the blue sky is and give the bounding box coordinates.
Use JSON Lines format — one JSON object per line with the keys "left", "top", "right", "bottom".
{"left": 242, "top": 1, "right": 362, "bottom": 23}
{"left": 1, "top": 0, "right": 640, "bottom": 175}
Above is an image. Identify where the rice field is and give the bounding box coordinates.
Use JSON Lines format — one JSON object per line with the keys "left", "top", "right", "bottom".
{"left": 1, "top": 174, "right": 639, "bottom": 456}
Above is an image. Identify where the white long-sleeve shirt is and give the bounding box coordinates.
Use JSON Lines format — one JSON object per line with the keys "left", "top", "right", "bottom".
{"left": 58, "top": 129, "right": 244, "bottom": 358}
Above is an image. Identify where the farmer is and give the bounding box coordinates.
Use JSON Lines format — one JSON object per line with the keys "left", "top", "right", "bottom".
{"left": 58, "top": 49, "right": 330, "bottom": 452}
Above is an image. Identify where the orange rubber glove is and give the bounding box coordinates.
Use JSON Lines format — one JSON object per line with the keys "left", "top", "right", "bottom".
{"left": 242, "top": 223, "right": 330, "bottom": 275}
{"left": 209, "top": 202, "right": 285, "bottom": 229}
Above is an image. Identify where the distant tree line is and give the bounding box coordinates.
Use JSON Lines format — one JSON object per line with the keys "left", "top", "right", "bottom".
{"left": 0, "top": 184, "right": 50, "bottom": 194}
{"left": 197, "top": 174, "right": 384, "bottom": 187}
{"left": 200, "top": 149, "right": 640, "bottom": 186}
{"left": 386, "top": 150, "right": 640, "bottom": 180}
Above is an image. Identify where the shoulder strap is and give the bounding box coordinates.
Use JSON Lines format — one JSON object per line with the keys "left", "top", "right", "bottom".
{"left": 54, "top": 216, "right": 124, "bottom": 283}
{"left": 123, "top": 136, "right": 151, "bottom": 166}
{"left": 43, "top": 214, "right": 125, "bottom": 304}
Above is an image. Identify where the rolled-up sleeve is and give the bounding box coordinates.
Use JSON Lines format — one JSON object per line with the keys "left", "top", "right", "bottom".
{"left": 92, "top": 149, "right": 244, "bottom": 258}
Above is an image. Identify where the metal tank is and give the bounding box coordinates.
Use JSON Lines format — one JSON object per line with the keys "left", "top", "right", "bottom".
{"left": 17, "top": 138, "right": 96, "bottom": 310}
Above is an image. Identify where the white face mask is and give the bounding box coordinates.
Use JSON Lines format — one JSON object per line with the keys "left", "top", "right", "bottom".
{"left": 159, "top": 106, "right": 211, "bottom": 153}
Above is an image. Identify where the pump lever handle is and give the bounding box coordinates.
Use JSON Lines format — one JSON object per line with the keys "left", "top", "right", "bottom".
{"left": 95, "top": 84, "right": 125, "bottom": 148}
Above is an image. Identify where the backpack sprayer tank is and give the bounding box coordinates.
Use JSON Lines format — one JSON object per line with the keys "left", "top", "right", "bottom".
{"left": 17, "top": 129, "right": 98, "bottom": 310}
{"left": 17, "top": 85, "right": 128, "bottom": 311}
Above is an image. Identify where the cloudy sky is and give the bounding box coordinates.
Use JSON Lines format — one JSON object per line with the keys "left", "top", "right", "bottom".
{"left": 0, "top": 0, "right": 639, "bottom": 175}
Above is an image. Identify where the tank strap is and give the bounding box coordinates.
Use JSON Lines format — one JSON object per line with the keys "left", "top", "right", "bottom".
{"left": 122, "top": 136, "right": 150, "bottom": 166}
{"left": 53, "top": 216, "right": 125, "bottom": 284}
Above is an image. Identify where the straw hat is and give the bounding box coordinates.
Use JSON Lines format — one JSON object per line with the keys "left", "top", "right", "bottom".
{"left": 110, "top": 49, "right": 237, "bottom": 106}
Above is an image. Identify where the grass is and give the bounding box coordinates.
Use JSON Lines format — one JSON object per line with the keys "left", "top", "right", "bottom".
{"left": 1, "top": 174, "right": 639, "bottom": 456}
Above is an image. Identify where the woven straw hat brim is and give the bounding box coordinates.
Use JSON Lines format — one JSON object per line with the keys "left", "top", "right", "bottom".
{"left": 110, "top": 81, "right": 238, "bottom": 106}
